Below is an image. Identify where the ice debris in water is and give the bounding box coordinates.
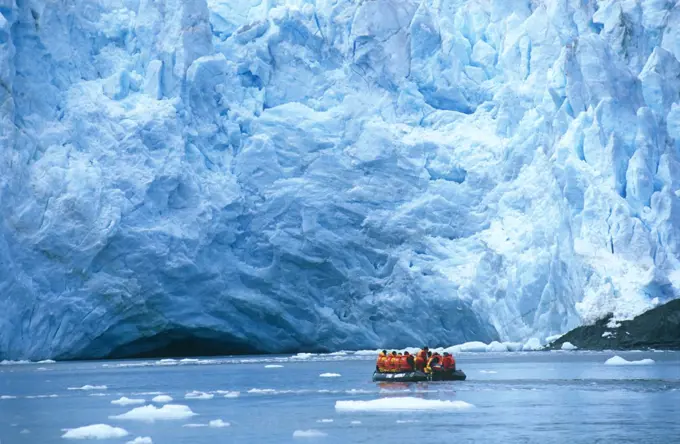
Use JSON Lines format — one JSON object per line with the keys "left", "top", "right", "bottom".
{"left": 1, "top": 395, "right": 17, "bottom": 399}
{"left": 183, "top": 419, "right": 230, "bottom": 428}
{"left": 316, "top": 419, "right": 333, "bottom": 423}
{"left": 184, "top": 391, "right": 214, "bottom": 400}
{"left": 68, "top": 385, "right": 107, "bottom": 391}
{"left": 222, "top": 391, "right": 240, "bottom": 398}
{"left": 336, "top": 397, "right": 475, "bottom": 412}
{"left": 561, "top": 342, "right": 578, "bottom": 350}
{"left": 126, "top": 438, "right": 153, "bottom": 444}
{"left": 604, "top": 356, "right": 655, "bottom": 366}
{"left": 151, "top": 395, "right": 173, "bottom": 403}
{"left": 479, "top": 370, "right": 498, "bottom": 374}
{"left": 265, "top": 364, "right": 284, "bottom": 368}
{"left": 350, "top": 421, "right": 362, "bottom": 425}
{"left": 62, "top": 424, "right": 128, "bottom": 439}
{"left": 111, "top": 397, "right": 145, "bottom": 406}
{"left": 319, "top": 373, "right": 341, "bottom": 378}
{"left": 293, "top": 430, "right": 328, "bottom": 438}
{"left": 110, "top": 404, "right": 197, "bottom": 422}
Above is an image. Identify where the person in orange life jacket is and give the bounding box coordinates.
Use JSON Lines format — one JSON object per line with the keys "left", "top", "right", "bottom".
{"left": 388, "top": 351, "right": 399, "bottom": 372}
{"left": 425, "top": 352, "right": 442, "bottom": 373}
{"left": 415, "top": 347, "right": 428, "bottom": 372}
{"left": 441, "top": 352, "right": 455, "bottom": 371}
{"left": 376, "top": 350, "right": 388, "bottom": 372}
{"left": 400, "top": 351, "right": 415, "bottom": 371}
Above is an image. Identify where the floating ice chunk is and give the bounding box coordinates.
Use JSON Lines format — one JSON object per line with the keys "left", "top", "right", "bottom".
{"left": 1, "top": 395, "right": 17, "bottom": 399}
{"left": 110, "top": 404, "right": 197, "bottom": 422}
{"left": 182, "top": 423, "right": 206, "bottom": 428}
{"left": 0, "top": 360, "right": 31, "bottom": 365}
{"left": 319, "top": 373, "right": 341, "bottom": 378}
{"left": 126, "top": 438, "right": 153, "bottom": 444}
{"left": 335, "top": 397, "right": 474, "bottom": 412}
{"left": 604, "top": 356, "right": 655, "bottom": 366}
{"left": 350, "top": 421, "right": 362, "bottom": 425}
{"left": 209, "top": 419, "right": 230, "bottom": 428}
{"left": 479, "top": 370, "right": 498, "bottom": 374}
{"left": 459, "top": 342, "right": 488, "bottom": 352}
{"left": 396, "top": 419, "right": 420, "bottom": 424}
{"left": 26, "top": 394, "right": 58, "bottom": 399}
{"left": 292, "top": 353, "right": 315, "bottom": 359}
{"left": 223, "top": 391, "right": 240, "bottom": 398}
{"left": 248, "top": 389, "right": 277, "bottom": 394}
{"left": 522, "top": 338, "right": 543, "bottom": 351}
{"left": 485, "top": 341, "right": 508, "bottom": 352}
{"left": 316, "top": 419, "right": 333, "bottom": 423}
{"left": 111, "top": 397, "right": 146, "bottom": 406}
{"left": 62, "top": 424, "right": 128, "bottom": 439}
{"left": 504, "top": 342, "right": 523, "bottom": 352}
{"left": 265, "top": 365, "right": 284, "bottom": 368}
{"left": 151, "top": 395, "right": 173, "bottom": 403}
{"left": 37, "top": 360, "right": 56, "bottom": 364}
{"left": 185, "top": 391, "right": 214, "bottom": 400}
{"left": 157, "top": 359, "right": 177, "bottom": 366}
{"left": 89, "top": 393, "right": 107, "bottom": 397}
{"left": 561, "top": 342, "right": 578, "bottom": 350}
{"left": 293, "top": 429, "right": 328, "bottom": 438}
{"left": 68, "top": 385, "right": 107, "bottom": 391}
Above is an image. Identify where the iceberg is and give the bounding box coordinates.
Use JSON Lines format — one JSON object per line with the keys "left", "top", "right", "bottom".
{"left": 2, "top": 0, "right": 680, "bottom": 360}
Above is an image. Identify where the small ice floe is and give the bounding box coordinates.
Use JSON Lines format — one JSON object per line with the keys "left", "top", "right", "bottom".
{"left": 126, "top": 437, "right": 153, "bottom": 444}
{"left": 0, "top": 360, "right": 31, "bottom": 365}
{"left": 62, "top": 424, "right": 128, "bottom": 439}
{"left": 350, "top": 421, "right": 361, "bottom": 425}
{"left": 292, "top": 353, "right": 315, "bottom": 360}
{"left": 151, "top": 395, "right": 173, "bottom": 403}
{"left": 248, "top": 388, "right": 277, "bottom": 394}
{"left": 37, "top": 360, "right": 56, "bottom": 364}
{"left": 1, "top": 395, "right": 17, "bottom": 399}
{"left": 604, "top": 356, "right": 655, "bottom": 366}
{"left": 316, "top": 419, "right": 333, "bottom": 423}
{"left": 183, "top": 419, "right": 230, "bottom": 428}
{"left": 396, "top": 419, "right": 420, "bottom": 424}
{"left": 335, "top": 397, "right": 474, "bottom": 412}
{"left": 110, "top": 404, "right": 197, "bottom": 422}
{"left": 561, "top": 342, "right": 578, "bottom": 350}
{"left": 25, "top": 394, "right": 58, "bottom": 399}
{"left": 293, "top": 429, "right": 327, "bottom": 438}
{"left": 265, "top": 365, "right": 284, "bottom": 368}
{"left": 319, "top": 373, "right": 341, "bottom": 378}
{"left": 88, "top": 393, "right": 107, "bottom": 397}
{"left": 68, "top": 385, "right": 107, "bottom": 391}
{"left": 223, "top": 391, "right": 240, "bottom": 398}
{"left": 184, "top": 391, "right": 214, "bottom": 400}
{"left": 111, "top": 397, "right": 145, "bottom": 406}
{"left": 479, "top": 370, "right": 498, "bottom": 374}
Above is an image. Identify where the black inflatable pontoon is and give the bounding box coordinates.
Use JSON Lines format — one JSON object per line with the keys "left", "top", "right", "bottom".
{"left": 372, "top": 369, "right": 466, "bottom": 382}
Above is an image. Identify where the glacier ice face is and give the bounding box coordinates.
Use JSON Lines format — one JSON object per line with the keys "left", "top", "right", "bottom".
{"left": 2, "top": 0, "right": 680, "bottom": 360}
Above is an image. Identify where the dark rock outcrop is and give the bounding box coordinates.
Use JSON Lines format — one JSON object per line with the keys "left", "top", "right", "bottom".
{"left": 550, "top": 299, "right": 680, "bottom": 350}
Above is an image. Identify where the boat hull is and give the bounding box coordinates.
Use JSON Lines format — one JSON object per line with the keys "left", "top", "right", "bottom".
{"left": 372, "top": 369, "right": 466, "bottom": 382}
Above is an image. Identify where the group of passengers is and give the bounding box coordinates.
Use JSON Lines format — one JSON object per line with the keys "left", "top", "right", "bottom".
{"left": 376, "top": 347, "right": 456, "bottom": 374}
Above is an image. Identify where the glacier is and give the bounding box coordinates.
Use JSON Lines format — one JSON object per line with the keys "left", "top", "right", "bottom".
{"left": 2, "top": 0, "right": 680, "bottom": 360}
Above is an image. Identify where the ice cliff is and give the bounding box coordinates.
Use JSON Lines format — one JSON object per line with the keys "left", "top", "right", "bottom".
{"left": 2, "top": 0, "right": 680, "bottom": 360}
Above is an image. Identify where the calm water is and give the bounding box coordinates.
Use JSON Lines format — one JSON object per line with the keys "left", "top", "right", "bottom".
{"left": 1, "top": 351, "right": 679, "bottom": 443}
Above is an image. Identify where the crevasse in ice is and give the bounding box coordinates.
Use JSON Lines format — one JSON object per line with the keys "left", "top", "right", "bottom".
{"left": 1, "top": 0, "right": 680, "bottom": 359}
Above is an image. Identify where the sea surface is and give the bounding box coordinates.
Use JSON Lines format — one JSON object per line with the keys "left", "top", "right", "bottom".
{"left": 1, "top": 350, "right": 679, "bottom": 443}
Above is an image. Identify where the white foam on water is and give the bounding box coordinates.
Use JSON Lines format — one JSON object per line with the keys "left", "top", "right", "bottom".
{"left": 293, "top": 429, "right": 328, "bottom": 438}
{"left": 110, "top": 404, "right": 197, "bottom": 422}
{"left": 265, "top": 364, "right": 284, "bottom": 368}
{"left": 316, "top": 419, "right": 333, "bottom": 423}
{"left": 151, "top": 395, "right": 173, "bottom": 403}
{"left": 479, "top": 370, "right": 498, "bottom": 374}
{"left": 112, "top": 397, "right": 146, "bottom": 406}
{"left": 68, "top": 385, "right": 107, "bottom": 391}
{"left": 126, "top": 437, "right": 153, "bottom": 444}
{"left": 209, "top": 419, "right": 230, "bottom": 428}
{"left": 604, "top": 356, "right": 655, "bottom": 366}
{"left": 319, "top": 373, "right": 341, "bottom": 378}
{"left": 1, "top": 395, "right": 17, "bottom": 399}
{"left": 335, "top": 397, "right": 475, "bottom": 412}
{"left": 184, "top": 391, "right": 214, "bottom": 400}
{"left": 62, "top": 424, "right": 128, "bottom": 439}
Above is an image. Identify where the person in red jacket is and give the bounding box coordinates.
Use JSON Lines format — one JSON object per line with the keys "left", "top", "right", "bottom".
{"left": 401, "top": 351, "right": 415, "bottom": 371}
{"left": 441, "top": 352, "right": 456, "bottom": 371}
{"left": 415, "top": 347, "right": 428, "bottom": 372}
{"left": 388, "top": 351, "right": 399, "bottom": 372}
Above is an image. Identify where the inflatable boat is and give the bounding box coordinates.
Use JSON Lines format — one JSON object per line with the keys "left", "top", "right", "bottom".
{"left": 372, "top": 369, "right": 466, "bottom": 382}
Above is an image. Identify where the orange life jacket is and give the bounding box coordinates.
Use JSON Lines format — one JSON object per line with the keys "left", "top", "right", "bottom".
{"left": 388, "top": 355, "right": 399, "bottom": 371}
{"left": 415, "top": 350, "right": 427, "bottom": 370}
{"left": 441, "top": 355, "right": 455, "bottom": 370}
{"left": 377, "top": 354, "right": 387, "bottom": 371}
{"left": 399, "top": 355, "right": 412, "bottom": 372}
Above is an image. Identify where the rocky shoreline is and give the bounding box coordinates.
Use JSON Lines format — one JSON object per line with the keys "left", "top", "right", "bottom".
{"left": 549, "top": 299, "right": 680, "bottom": 351}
